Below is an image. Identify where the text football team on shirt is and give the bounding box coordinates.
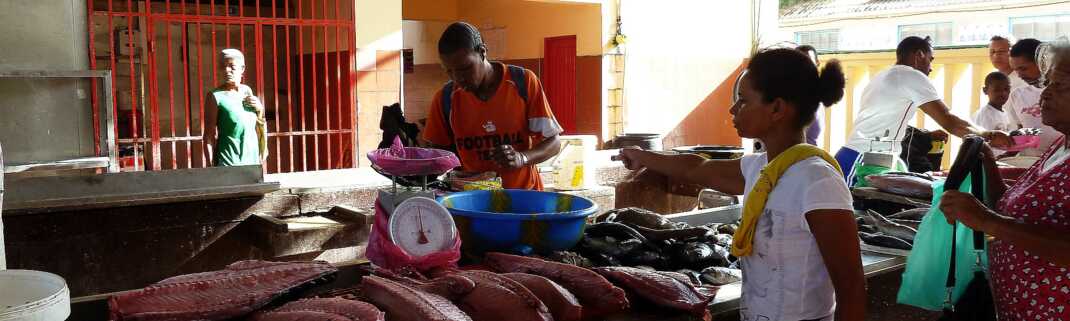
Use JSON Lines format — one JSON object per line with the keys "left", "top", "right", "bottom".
{"left": 415, "top": 20, "right": 1069, "bottom": 321}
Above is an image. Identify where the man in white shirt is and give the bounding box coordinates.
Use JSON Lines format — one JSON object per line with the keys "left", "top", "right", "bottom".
{"left": 990, "top": 36, "right": 1029, "bottom": 89}
{"left": 973, "top": 71, "right": 1011, "bottom": 131}
{"left": 835, "top": 36, "right": 1010, "bottom": 184}
{"left": 1005, "top": 38, "right": 1059, "bottom": 156}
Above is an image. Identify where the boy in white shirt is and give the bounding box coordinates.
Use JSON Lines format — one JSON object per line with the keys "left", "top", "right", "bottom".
{"left": 1006, "top": 38, "right": 1060, "bottom": 156}
{"left": 972, "top": 71, "right": 1011, "bottom": 131}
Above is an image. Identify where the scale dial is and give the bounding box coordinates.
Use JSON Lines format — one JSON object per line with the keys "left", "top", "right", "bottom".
{"left": 388, "top": 197, "right": 457, "bottom": 257}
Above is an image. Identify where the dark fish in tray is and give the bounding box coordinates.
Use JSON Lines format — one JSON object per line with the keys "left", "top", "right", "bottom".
{"left": 712, "top": 234, "right": 733, "bottom": 248}
{"left": 674, "top": 269, "right": 703, "bottom": 286}
{"left": 717, "top": 223, "right": 738, "bottom": 236}
{"left": 621, "top": 250, "right": 669, "bottom": 270}
{"left": 857, "top": 224, "right": 878, "bottom": 234}
{"left": 633, "top": 225, "right": 714, "bottom": 243}
{"left": 578, "top": 236, "right": 628, "bottom": 258}
{"left": 699, "top": 266, "right": 742, "bottom": 286}
{"left": 585, "top": 222, "right": 652, "bottom": 246}
{"left": 859, "top": 232, "right": 913, "bottom": 250}
{"left": 886, "top": 207, "right": 930, "bottom": 221}
{"left": 890, "top": 219, "right": 921, "bottom": 230}
{"left": 600, "top": 207, "right": 678, "bottom": 230}
{"left": 667, "top": 241, "right": 730, "bottom": 269}
{"left": 863, "top": 210, "right": 917, "bottom": 243}
{"left": 883, "top": 171, "right": 935, "bottom": 181}
{"left": 865, "top": 173, "right": 934, "bottom": 199}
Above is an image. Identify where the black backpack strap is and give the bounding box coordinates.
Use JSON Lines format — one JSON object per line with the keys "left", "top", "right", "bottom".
{"left": 507, "top": 65, "right": 528, "bottom": 102}
{"left": 969, "top": 158, "right": 987, "bottom": 259}
{"left": 441, "top": 81, "right": 455, "bottom": 139}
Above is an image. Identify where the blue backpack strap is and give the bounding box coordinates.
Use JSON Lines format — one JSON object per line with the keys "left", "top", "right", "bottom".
{"left": 441, "top": 81, "right": 455, "bottom": 137}
{"left": 507, "top": 65, "right": 528, "bottom": 102}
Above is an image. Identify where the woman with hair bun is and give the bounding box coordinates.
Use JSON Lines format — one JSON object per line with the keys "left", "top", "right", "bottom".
{"left": 618, "top": 48, "right": 865, "bottom": 321}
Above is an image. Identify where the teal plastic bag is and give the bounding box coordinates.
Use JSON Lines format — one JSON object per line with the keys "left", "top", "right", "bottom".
{"left": 896, "top": 176, "right": 989, "bottom": 310}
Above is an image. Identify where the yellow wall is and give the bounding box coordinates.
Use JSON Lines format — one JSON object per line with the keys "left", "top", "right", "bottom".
{"left": 355, "top": 0, "right": 402, "bottom": 51}
{"left": 403, "top": 0, "right": 459, "bottom": 21}
{"left": 456, "top": 0, "right": 602, "bottom": 59}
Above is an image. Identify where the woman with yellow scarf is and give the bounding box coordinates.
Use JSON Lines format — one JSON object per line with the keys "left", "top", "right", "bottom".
{"left": 618, "top": 48, "right": 865, "bottom": 321}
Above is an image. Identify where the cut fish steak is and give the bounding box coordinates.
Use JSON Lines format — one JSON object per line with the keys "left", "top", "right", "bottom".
{"left": 482, "top": 252, "right": 629, "bottom": 318}
{"left": 865, "top": 173, "right": 933, "bottom": 199}
{"left": 360, "top": 275, "right": 472, "bottom": 321}
{"left": 502, "top": 273, "right": 583, "bottom": 321}
{"left": 109, "top": 260, "right": 337, "bottom": 321}
{"left": 251, "top": 298, "right": 385, "bottom": 321}
{"left": 251, "top": 310, "right": 353, "bottom": 321}
{"left": 593, "top": 266, "right": 713, "bottom": 316}
{"left": 375, "top": 269, "right": 551, "bottom": 321}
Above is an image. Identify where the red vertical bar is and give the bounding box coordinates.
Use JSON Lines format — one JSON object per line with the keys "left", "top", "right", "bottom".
{"left": 349, "top": 9, "right": 357, "bottom": 167}
{"left": 311, "top": 1, "right": 320, "bottom": 171}
{"left": 285, "top": 17, "right": 295, "bottom": 172}
{"left": 126, "top": 0, "right": 140, "bottom": 170}
{"left": 166, "top": 19, "right": 178, "bottom": 170}
{"left": 322, "top": 3, "right": 331, "bottom": 170}
{"left": 255, "top": 23, "right": 265, "bottom": 170}
{"left": 334, "top": 0, "right": 342, "bottom": 168}
{"left": 272, "top": 24, "right": 281, "bottom": 172}
{"left": 224, "top": 0, "right": 231, "bottom": 49}
{"left": 146, "top": 2, "right": 162, "bottom": 171}
{"left": 109, "top": 1, "right": 120, "bottom": 168}
{"left": 182, "top": 23, "right": 193, "bottom": 169}
{"left": 87, "top": 2, "right": 101, "bottom": 157}
{"left": 239, "top": 0, "right": 246, "bottom": 57}
{"left": 297, "top": 0, "right": 307, "bottom": 172}
{"left": 310, "top": 0, "right": 316, "bottom": 170}
{"left": 197, "top": 22, "right": 207, "bottom": 167}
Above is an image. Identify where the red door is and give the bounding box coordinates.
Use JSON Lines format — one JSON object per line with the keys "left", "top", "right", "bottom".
{"left": 544, "top": 35, "right": 577, "bottom": 133}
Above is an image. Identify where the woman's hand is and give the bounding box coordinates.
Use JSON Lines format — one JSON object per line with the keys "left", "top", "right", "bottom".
{"left": 940, "top": 190, "right": 998, "bottom": 232}
{"left": 981, "top": 130, "right": 1013, "bottom": 149}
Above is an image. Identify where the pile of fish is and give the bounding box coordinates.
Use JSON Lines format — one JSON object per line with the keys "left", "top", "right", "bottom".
{"left": 109, "top": 254, "right": 717, "bottom": 321}
{"left": 330, "top": 252, "right": 716, "bottom": 320}
{"left": 864, "top": 172, "right": 935, "bottom": 200}
{"left": 109, "top": 260, "right": 340, "bottom": 321}
{"left": 856, "top": 209, "right": 926, "bottom": 250}
{"left": 554, "top": 207, "right": 742, "bottom": 287}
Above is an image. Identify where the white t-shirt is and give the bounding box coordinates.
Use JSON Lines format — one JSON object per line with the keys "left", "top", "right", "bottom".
{"left": 972, "top": 104, "right": 1009, "bottom": 131}
{"left": 1006, "top": 85, "right": 1060, "bottom": 156}
{"left": 738, "top": 154, "right": 854, "bottom": 321}
{"left": 1008, "top": 71, "right": 1029, "bottom": 90}
{"left": 845, "top": 65, "right": 942, "bottom": 154}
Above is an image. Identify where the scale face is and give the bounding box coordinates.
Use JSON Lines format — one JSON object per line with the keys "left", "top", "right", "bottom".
{"left": 388, "top": 197, "right": 457, "bottom": 257}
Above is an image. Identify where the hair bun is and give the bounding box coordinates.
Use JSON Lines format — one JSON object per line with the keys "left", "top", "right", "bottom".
{"left": 817, "top": 59, "right": 846, "bottom": 107}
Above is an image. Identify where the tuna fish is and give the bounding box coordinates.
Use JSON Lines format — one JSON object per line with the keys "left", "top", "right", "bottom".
{"left": 865, "top": 173, "right": 934, "bottom": 199}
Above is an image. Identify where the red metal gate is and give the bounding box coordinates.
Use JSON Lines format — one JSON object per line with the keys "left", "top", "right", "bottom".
{"left": 544, "top": 35, "right": 577, "bottom": 134}
{"left": 87, "top": 0, "right": 357, "bottom": 173}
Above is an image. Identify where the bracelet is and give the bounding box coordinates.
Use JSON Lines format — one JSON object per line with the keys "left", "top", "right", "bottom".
{"left": 517, "top": 152, "right": 529, "bottom": 167}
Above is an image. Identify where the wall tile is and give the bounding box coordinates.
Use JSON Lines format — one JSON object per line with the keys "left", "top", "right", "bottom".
{"left": 376, "top": 50, "right": 401, "bottom": 70}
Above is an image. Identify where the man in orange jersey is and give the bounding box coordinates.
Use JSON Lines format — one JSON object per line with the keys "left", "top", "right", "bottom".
{"left": 422, "top": 22, "right": 563, "bottom": 190}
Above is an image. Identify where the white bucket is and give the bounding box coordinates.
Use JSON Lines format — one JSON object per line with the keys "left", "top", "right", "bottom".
{"left": 0, "top": 270, "right": 70, "bottom": 321}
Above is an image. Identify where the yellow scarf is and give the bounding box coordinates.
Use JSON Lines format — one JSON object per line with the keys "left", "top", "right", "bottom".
{"left": 729, "top": 144, "right": 843, "bottom": 257}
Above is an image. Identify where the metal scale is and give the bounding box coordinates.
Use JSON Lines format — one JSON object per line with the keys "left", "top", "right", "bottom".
{"left": 860, "top": 129, "right": 901, "bottom": 169}
{"left": 375, "top": 167, "right": 458, "bottom": 258}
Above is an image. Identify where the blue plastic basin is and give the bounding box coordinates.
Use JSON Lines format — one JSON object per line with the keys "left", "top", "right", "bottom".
{"left": 438, "top": 189, "right": 598, "bottom": 256}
